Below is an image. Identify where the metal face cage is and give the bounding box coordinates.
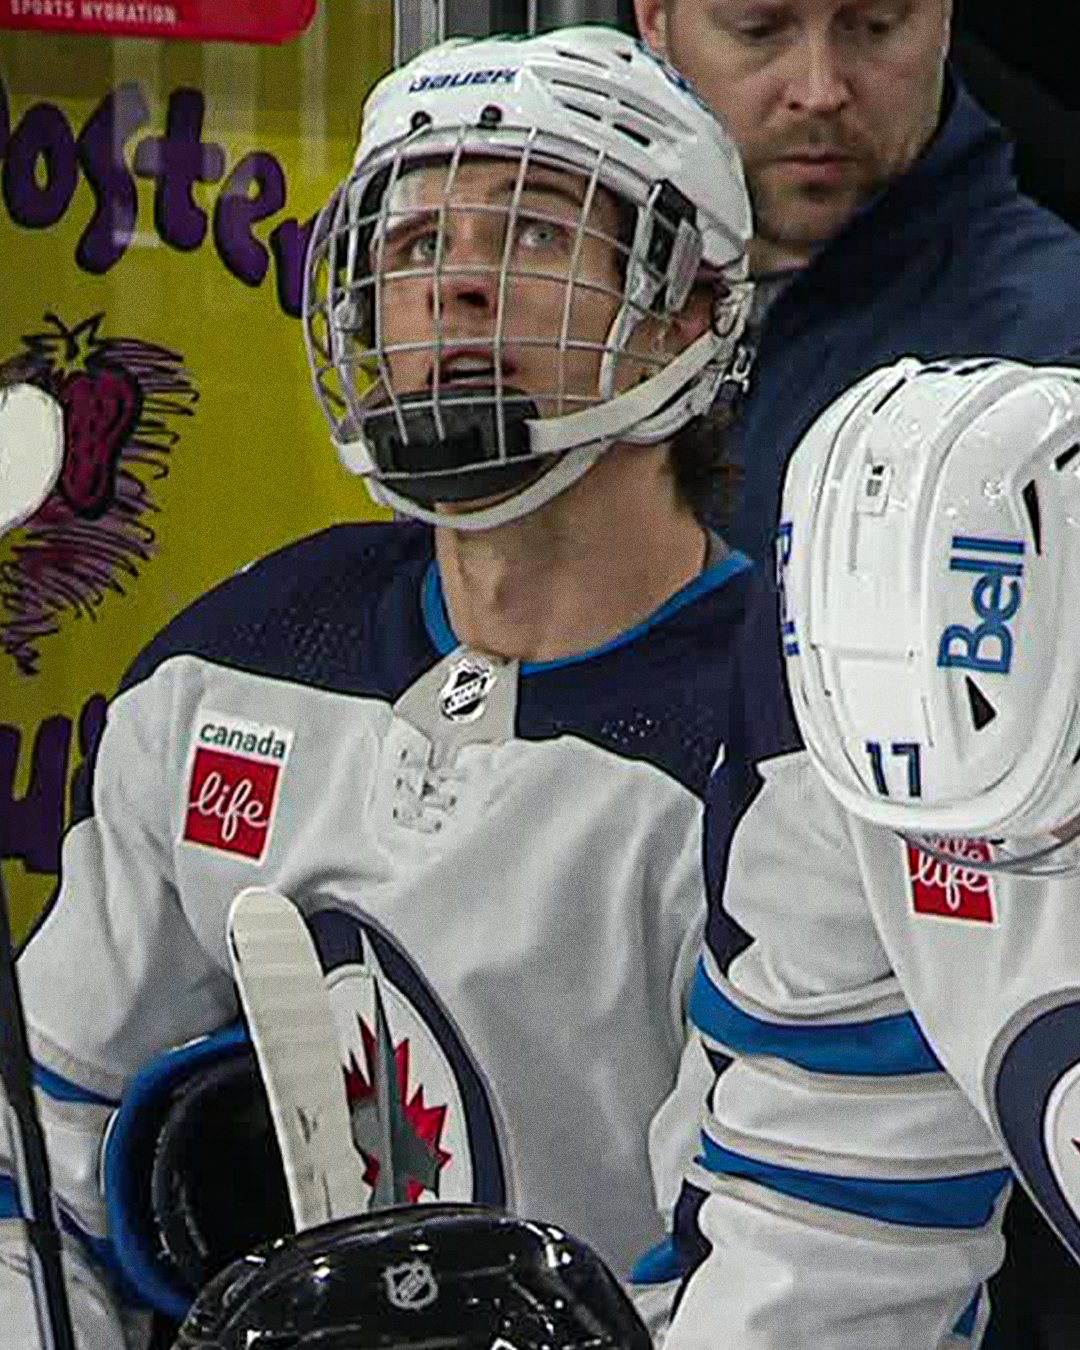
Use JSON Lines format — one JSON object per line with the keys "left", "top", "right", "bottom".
{"left": 303, "top": 120, "right": 729, "bottom": 507}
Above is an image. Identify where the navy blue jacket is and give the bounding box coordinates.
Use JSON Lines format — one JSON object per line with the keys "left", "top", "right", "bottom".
{"left": 728, "top": 73, "right": 1080, "bottom": 563}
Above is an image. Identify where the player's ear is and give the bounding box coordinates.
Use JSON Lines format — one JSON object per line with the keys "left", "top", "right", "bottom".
{"left": 637, "top": 283, "right": 714, "bottom": 364}
{"left": 634, "top": 0, "right": 670, "bottom": 55}
{"left": 614, "top": 286, "right": 712, "bottom": 395}
{"left": 672, "top": 281, "right": 715, "bottom": 345}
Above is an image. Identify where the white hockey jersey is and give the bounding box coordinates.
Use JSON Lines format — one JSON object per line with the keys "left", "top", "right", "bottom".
{"left": 0, "top": 521, "right": 755, "bottom": 1347}
{"left": 665, "top": 587, "right": 1080, "bottom": 1350}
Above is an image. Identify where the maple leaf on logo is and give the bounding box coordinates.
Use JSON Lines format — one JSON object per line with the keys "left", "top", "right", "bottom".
{"left": 342, "top": 981, "right": 451, "bottom": 1206}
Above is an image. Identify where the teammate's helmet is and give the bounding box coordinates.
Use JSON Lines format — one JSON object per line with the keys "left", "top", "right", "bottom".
{"left": 777, "top": 356, "right": 1080, "bottom": 876}
{"left": 172, "top": 1203, "right": 652, "bottom": 1349}
{"left": 303, "top": 24, "right": 752, "bottom": 530}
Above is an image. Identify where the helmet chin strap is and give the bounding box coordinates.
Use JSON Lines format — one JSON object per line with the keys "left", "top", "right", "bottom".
{"left": 529, "top": 327, "right": 726, "bottom": 456}
{"left": 336, "top": 292, "right": 749, "bottom": 532}
{"left": 363, "top": 439, "right": 608, "bottom": 531}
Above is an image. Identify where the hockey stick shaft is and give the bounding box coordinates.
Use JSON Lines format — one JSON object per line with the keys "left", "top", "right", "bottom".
{"left": 0, "top": 391, "right": 72, "bottom": 1348}
{"left": 228, "top": 887, "right": 368, "bottom": 1232}
{"left": 0, "top": 868, "right": 77, "bottom": 1350}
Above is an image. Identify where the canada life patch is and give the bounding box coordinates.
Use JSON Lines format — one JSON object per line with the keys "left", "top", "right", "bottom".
{"left": 905, "top": 839, "right": 996, "bottom": 923}
{"left": 182, "top": 712, "right": 294, "bottom": 862}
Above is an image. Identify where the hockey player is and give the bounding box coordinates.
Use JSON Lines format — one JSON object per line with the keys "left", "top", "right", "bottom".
{"left": 0, "top": 26, "right": 756, "bottom": 1349}
{"left": 664, "top": 356, "right": 1080, "bottom": 1348}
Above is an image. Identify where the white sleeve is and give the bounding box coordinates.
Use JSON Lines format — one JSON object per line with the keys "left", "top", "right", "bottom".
{"left": 625, "top": 800, "right": 714, "bottom": 1344}
{"left": 1, "top": 668, "right": 237, "bottom": 1348}
{"left": 666, "top": 751, "right": 1011, "bottom": 1350}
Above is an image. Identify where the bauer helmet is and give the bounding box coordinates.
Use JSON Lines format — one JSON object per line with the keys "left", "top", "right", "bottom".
{"left": 303, "top": 24, "right": 753, "bottom": 530}
{"left": 777, "top": 356, "right": 1080, "bottom": 876}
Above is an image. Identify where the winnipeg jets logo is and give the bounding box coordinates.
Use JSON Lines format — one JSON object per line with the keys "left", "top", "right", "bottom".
{"left": 342, "top": 971, "right": 452, "bottom": 1205}
{"left": 439, "top": 655, "right": 497, "bottom": 724}
{"left": 309, "top": 905, "right": 507, "bottom": 1212}
{"left": 383, "top": 1258, "right": 439, "bottom": 1311}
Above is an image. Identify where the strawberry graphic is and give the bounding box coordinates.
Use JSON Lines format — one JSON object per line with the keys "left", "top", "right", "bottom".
{"left": 4, "top": 314, "right": 144, "bottom": 519}
{"left": 57, "top": 362, "right": 142, "bottom": 518}
{"left": 0, "top": 311, "right": 198, "bottom": 676}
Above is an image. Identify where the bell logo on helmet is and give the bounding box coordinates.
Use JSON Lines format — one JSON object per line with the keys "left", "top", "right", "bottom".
{"left": 775, "top": 521, "right": 799, "bottom": 657}
{"left": 383, "top": 1258, "right": 439, "bottom": 1310}
{"left": 937, "top": 535, "right": 1025, "bottom": 675}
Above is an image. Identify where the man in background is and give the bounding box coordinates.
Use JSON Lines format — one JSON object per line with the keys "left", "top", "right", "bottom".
{"left": 634, "top": 0, "right": 1080, "bottom": 562}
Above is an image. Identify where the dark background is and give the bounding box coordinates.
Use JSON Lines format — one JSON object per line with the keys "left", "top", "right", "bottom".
{"left": 951, "top": 0, "right": 1080, "bottom": 228}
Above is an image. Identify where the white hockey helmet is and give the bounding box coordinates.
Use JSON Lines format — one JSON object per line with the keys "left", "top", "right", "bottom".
{"left": 303, "top": 24, "right": 753, "bottom": 530}
{"left": 777, "top": 356, "right": 1080, "bottom": 875}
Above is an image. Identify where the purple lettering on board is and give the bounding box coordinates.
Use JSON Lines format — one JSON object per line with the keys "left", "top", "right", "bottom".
{"left": 133, "top": 88, "right": 226, "bottom": 252}
{"left": 2, "top": 102, "right": 78, "bottom": 229}
{"left": 0, "top": 714, "right": 72, "bottom": 875}
{"left": 213, "top": 150, "right": 287, "bottom": 287}
{"left": 76, "top": 83, "right": 152, "bottom": 274}
{"left": 270, "top": 212, "right": 318, "bottom": 318}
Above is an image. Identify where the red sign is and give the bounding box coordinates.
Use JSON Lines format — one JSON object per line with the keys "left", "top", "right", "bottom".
{"left": 1, "top": 0, "right": 317, "bottom": 45}
{"left": 184, "top": 748, "right": 281, "bottom": 862}
{"left": 905, "top": 839, "right": 997, "bottom": 924}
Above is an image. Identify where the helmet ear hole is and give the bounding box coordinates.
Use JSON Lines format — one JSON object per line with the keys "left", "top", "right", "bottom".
{"left": 1021, "top": 479, "right": 1042, "bottom": 554}
{"left": 1053, "top": 442, "right": 1080, "bottom": 472}
{"left": 966, "top": 677, "right": 998, "bottom": 732}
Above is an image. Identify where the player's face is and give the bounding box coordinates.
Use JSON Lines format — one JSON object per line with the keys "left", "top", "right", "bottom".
{"left": 636, "top": 0, "right": 951, "bottom": 266}
{"left": 372, "top": 157, "right": 638, "bottom": 418}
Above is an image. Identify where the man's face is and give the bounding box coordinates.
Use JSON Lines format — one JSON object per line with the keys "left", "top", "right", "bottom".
{"left": 636, "top": 0, "right": 952, "bottom": 266}
{"left": 370, "top": 157, "right": 631, "bottom": 417}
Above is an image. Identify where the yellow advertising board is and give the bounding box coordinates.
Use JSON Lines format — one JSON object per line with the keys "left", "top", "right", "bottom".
{"left": 0, "top": 1, "right": 393, "bottom": 937}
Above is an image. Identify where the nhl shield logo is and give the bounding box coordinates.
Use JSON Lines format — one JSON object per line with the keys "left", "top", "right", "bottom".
{"left": 383, "top": 1258, "right": 439, "bottom": 1311}
{"left": 439, "top": 655, "right": 497, "bottom": 724}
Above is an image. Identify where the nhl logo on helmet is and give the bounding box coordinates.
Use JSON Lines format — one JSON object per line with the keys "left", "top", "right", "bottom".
{"left": 905, "top": 839, "right": 996, "bottom": 923}
{"left": 439, "top": 655, "right": 498, "bottom": 724}
{"left": 383, "top": 1258, "right": 439, "bottom": 1311}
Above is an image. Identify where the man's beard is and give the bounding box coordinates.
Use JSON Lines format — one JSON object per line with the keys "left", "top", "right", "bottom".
{"left": 748, "top": 158, "right": 888, "bottom": 257}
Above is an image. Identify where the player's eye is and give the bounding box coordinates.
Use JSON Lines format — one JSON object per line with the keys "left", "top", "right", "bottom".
{"left": 515, "top": 216, "right": 570, "bottom": 251}
{"left": 405, "top": 231, "right": 440, "bottom": 266}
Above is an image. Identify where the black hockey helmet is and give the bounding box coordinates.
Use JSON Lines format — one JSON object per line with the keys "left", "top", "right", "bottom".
{"left": 172, "top": 1202, "right": 651, "bottom": 1349}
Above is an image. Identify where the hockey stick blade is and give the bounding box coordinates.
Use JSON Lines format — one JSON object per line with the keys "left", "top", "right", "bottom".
{"left": 0, "top": 384, "right": 63, "bottom": 534}
{"left": 227, "top": 887, "right": 367, "bottom": 1231}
